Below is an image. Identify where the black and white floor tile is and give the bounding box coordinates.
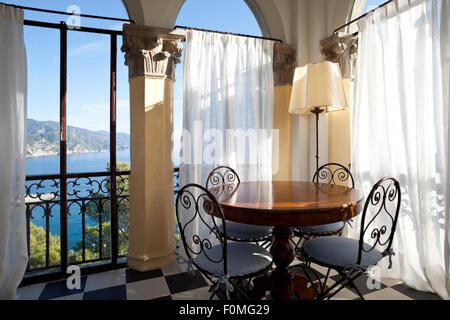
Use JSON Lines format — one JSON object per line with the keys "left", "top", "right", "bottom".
{"left": 17, "top": 257, "right": 442, "bottom": 301}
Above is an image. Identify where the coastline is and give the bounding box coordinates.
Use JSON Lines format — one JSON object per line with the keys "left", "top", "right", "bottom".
{"left": 27, "top": 148, "right": 130, "bottom": 159}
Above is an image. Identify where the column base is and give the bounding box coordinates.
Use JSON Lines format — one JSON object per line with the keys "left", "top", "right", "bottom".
{"left": 127, "top": 251, "right": 177, "bottom": 272}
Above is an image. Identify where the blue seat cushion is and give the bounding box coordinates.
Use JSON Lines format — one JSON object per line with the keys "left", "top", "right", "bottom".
{"left": 302, "top": 236, "right": 383, "bottom": 270}
{"left": 218, "top": 221, "right": 273, "bottom": 241}
{"left": 196, "top": 242, "right": 272, "bottom": 277}
{"left": 295, "top": 221, "right": 345, "bottom": 236}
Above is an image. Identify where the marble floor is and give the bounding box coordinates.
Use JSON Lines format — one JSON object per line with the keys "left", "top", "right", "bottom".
{"left": 17, "top": 257, "right": 442, "bottom": 301}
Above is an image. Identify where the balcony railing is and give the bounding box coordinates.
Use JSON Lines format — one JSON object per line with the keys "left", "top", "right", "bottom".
{"left": 24, "top": 168, "right": 180, "bottom": 279}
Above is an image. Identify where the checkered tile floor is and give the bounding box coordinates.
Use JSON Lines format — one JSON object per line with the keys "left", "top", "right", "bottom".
{"left": 17, "top": 257, "right": 442, "bottom": 300}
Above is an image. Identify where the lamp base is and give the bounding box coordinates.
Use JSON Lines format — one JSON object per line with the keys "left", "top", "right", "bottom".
{"left": 310, "top": 107, "right": 325, "bottom": 173}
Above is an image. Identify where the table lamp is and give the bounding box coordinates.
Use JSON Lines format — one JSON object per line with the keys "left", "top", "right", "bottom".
{"left": 289, "top": 61, "right": 348, "bottom": 172}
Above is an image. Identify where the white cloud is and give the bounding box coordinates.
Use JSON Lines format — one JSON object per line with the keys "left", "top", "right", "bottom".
{"left": 68, "top": 40, "right": 109, "bottom": 56}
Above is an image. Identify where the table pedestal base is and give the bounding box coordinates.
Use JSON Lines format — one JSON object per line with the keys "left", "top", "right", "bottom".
{"left": 250, "top": 226, "right": 317, "bottom": 300}
{"left": 270, "top": 226, "right": 295, "bottom": 299}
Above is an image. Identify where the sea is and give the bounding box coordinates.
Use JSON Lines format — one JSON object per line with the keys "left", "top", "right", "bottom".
{"left": 26, "top": 150, "right": 179, "bottom": 250}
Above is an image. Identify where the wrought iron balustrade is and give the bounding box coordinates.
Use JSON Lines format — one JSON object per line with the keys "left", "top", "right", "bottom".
{"left": 25, "top": 172, "right": 130, "bottom": 274}
{"left": 24, "top": 168, "right": 180, "bottom": 277}
{"left": 25, "top": 177, "right": 61, "bottom": 273}
{"left": 174, "top": 167, "right": 180, "bottom": 194}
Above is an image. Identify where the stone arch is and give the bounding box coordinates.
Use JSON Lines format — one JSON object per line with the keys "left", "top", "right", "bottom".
{"left": 346, "top": 0, "right": 366, "bottom": 32}
{"left": 351, "top": 0, "right": 367, "bottom": 19}
{"left": 242, "top": 0, "right": 272, "bottom": 38}
{"left": 121, "top": 0, "right": 143, "bottom": 24}
{"left": 122, "top": 0, "right": 288, "bottom": 42}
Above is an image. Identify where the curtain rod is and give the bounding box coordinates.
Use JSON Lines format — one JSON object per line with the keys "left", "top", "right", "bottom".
{"left": 0, "top": 2, "right": 135, "bottom": 23}
{"left": 333, "top": 0, "right": 394, "bottom": 34}
{"left": 174, "top": 25, "right": 283, "bottom": 43}
{"left": 24, "top": 20, "right": 123, "bottom": 36}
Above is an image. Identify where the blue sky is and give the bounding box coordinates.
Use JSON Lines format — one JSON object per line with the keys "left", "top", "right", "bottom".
{"left": 364, "top": 0, "right": 388, "bottom": 12}
{"left": 2, "top": 0, "right": 130, "bottom": 133}
{"left": 3, "top": 0, "right": 385, "bottom": 135}
{"left": 2, "top": 0, "right": 261, "bottom": 136}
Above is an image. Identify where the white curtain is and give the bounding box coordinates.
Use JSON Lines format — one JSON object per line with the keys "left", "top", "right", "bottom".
{"left": 350, "top": 0, "right": 450, "bottom": 299}
{"left": 177, "top": 30, "right": 274, "bottom": 263}
{"left": 179, "top": 30, "right": 275, "bottom": 186}
{"left": 0, "top": 5, "right": 28, "bottom": 299}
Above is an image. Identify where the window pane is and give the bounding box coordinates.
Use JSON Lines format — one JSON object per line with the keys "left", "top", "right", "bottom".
{"left": 116, "top": 36, "right": 131, "bottom": 172}
{"left": 25, "top": 27, "right": 60, "bottom": 176}
{"left": 67, "top": 31, "right": 110, "bottom": 174}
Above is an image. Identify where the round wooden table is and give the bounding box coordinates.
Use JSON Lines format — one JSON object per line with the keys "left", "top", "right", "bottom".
{"left": 211, "top": 181, "right": 364, "bottom": 300}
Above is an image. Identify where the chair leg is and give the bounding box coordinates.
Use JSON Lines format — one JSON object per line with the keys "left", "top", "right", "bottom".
{"left": 323, "top": 270, "right": 364, "bottom": 300}
{"left": 289, "top": 237, "right": 299, "bottom": 251}
{"left": 325, "top": 282, "right": 349, "bottom": 300}
{"left": 209, "top": 288, "right": 216, "bottom": 300}
{"left": 298, "top": 263, "right": 326, "bottom": 298}
{"left": 314, "top": 276, "right": 347, "bottom": 300}
{"left": 348, "top": 271, "right": 365, "bottom": 300}
{"left": 291, "top": 235, "right": 307, "bottom": 256}
{"left": 349, "top": 277, "right": 365, "bottom": 300}
{"left": 323, "top": 268, "right": 331, "bottom": 287}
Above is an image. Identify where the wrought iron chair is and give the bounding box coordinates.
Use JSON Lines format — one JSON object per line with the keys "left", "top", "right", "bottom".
{"left": 292, "top": 163, "right": 355, "bottom": 251}
{"left": 176, "top": 184, "right": 273, "bottom": 300}
{"left": 301, "top": 177, "right": 401, "bottom": 300}
{"left": 206, "top": 166, "right": 273, "bottom": 247}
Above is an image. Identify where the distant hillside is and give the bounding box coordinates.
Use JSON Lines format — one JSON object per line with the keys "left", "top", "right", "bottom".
{"left": 27, "top": 119, "right": 130, "bottom": 158}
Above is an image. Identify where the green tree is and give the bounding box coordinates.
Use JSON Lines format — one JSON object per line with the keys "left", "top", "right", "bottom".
{"left": 68, "top": 222, "right": 129, "bottom": 262}
{"left": 28, "top": 223, "right": 60, "bottom": 270}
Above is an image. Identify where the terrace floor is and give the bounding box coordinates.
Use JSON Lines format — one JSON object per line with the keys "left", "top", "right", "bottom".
{"left": 17, "top": 257, "right": 442, "bottom": 300}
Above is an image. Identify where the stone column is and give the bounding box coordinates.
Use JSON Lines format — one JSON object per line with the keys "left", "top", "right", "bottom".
{"left": 272, "top": 43, "right": 296, "bottom": 181}
{"left": 320, "top": 33, "right": 357, "bottom": 169}
{"left": 122, "top": 24, "right": 183, "bottom": 271}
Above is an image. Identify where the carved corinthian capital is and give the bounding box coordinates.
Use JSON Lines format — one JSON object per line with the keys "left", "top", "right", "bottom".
{"left": 273, "top": 43, "right": 297, "bottom": 86}
{"left": 320, "top": 33, "right": 358, "bottom": 79}
{"left": 122, "top": 24, "right": 184, "bottom": 80}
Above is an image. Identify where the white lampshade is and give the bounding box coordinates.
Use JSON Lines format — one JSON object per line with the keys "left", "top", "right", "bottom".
{"left": 289, "top": 61, "right": 348, "bottom": 114}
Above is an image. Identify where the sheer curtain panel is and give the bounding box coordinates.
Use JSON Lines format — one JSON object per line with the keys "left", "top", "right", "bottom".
{"left": 178, "top": 30, "right": 275, "bottom": 264}
{"left": 350, "top": 0, "right": 450, "bottom": 299}
{"left": 179, "top": 30, "right": 275, "bottom": 186}
{"left": 0, "top": 5, "right": 28, "bottom": 299}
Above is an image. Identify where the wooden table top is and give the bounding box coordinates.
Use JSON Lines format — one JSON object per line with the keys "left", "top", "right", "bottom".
{"left": 210, "top": 181, "right": 364, "bottom": 227}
